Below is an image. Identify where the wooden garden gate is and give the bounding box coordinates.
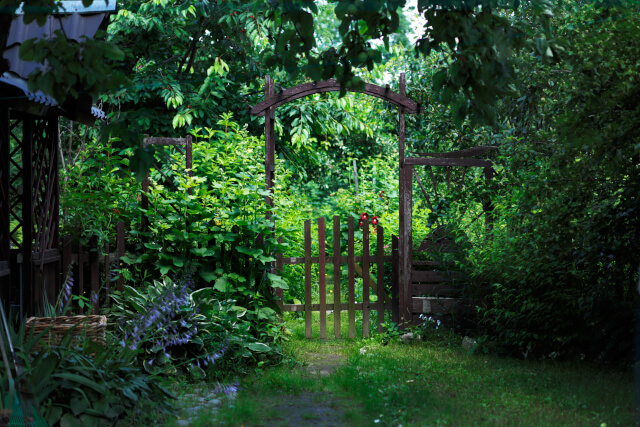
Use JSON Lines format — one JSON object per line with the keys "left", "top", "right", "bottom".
{"left": 275, "top": 216, "right": 398, "bottom": 339}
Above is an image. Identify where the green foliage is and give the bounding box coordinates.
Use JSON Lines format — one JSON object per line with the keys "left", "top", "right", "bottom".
{"left": 0, "top": 318, "right": 174, "bottom": 426}
{"left": 20, "top": 30, "right": 129, "bottom": 105}
{"left": 60, "top": 136, "right": 137, "bottom": 250}
{"left": 102, "top": 0, "right": 265, "bottom": 136}
{"left": 120, "top": 116, "right": 288, "bottom": 325}
{"left": 107, "top": 278, "right": 276, "bottom": 381}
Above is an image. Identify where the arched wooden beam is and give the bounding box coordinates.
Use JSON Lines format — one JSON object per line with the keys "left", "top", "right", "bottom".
{"left": 250, "top": 79, "right": 423, "bottom": 116}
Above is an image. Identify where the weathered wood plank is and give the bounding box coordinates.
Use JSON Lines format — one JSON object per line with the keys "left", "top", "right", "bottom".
{"left": 391, "top": 234, "right": 399, "bottom": 324}
{"left": 362, "top": 220, "right": 370, "bottom": 338}
{"left": 405, "top": 157, "right": 492, "bottom": 168}
{"left": 318, "top": 217, "right": 327, "bottom": 339}
{"left": 411, "top": 270, "right": 449, "bottom": 283}
{"left": 348, "top": 216, "right": 356, "bottom": 338}
{"left": 333, "top": 216, "right": 341, "bottom": 339}
{"left": 281, "top": 254, "right": 393, "bottom": 264}
{"left": 283, "top": 302, "right": 394, "bottom": 312}
{"left": 304, "top": 220, "right": 312, "bottom": 339}
{"left": 412, "top": 146, "right": 499, "bottom": 158}
{"left": 412, "top": 283, "right": 460, "bottom": 298}
{"left": 250, "top": 79, "right": 423, "bottom": 116}
{"left": 376, "top": 225, "right": 385, "bottom": 333}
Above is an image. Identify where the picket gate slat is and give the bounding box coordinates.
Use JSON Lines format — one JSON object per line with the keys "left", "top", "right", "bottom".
{"left": 318, "top": 217, "right": 327, "bottom": 339}
{"left": 348, "top": 217, "right": 356, "bottom": 338}
{"left": 333, "top": 216, "right": 341, "bottom": 338}
{"left": 362, "top": 220, "right": 370, "bottom": 338}
{"left": 304, "top": 220, "right": 312, "bottom": 338}
{"left": 377, "top": 225, "right": 385, "bottom": 333}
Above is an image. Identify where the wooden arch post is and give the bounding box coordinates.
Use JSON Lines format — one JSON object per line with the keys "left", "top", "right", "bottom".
{"left": 397, "top": 73, "right": 413, "bottom": 326}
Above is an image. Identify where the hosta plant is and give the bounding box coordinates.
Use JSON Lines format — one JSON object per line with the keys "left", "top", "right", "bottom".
{"left": 0, "top": 319, "right": 174, "bottom": 426}
{"left": 107, "top": 277, "right": 278, "bottom": 380}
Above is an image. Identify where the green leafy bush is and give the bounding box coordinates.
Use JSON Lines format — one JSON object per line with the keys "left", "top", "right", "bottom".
{"left": 107, "top": 277, "right": 279, "bottom": 380}
{"left": 0, "top": 319, "right": 174, "bottom": 426}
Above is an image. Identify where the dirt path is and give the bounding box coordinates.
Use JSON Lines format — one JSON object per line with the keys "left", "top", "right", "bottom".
{"left": 249, "top": 348, "right": 359, "bottom": 427}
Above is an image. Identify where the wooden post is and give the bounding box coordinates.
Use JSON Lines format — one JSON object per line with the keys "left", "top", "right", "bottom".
{"left": 398, "top": 72, "right": 412, "bottom": 326}
{"left": 347, "top": 217, "right": 356, "bottom": 338}
{"left": 333, "top": 216, "right": 341, "bottom": 338}
{"left": 318, "top": 217, "right": 326, "bottom": 339}
{"left": 376, "top": 225, "right": 385, "bottom": 333}
{"left": 401, "top": 165, "right": 413, "bottom": 326}
{"left": 392, "top": 234, "right": 399, "bottom": 324}
{"left": 116, "top": 221, "right": 125, "bottom": 292}
{"left": 22, "top": 114, "right": 34, "bottom": 316}
{"left": 0, "top": 109, "right": 9, "bottom": 315}
{"left": 362, "top": 220, "right": 370, "bottom": 338}
{"left": 304, "top": 220, "right": 312, "bottom": 339}
{"left": 264, "top": 76, "right": 276, "bottom": 212}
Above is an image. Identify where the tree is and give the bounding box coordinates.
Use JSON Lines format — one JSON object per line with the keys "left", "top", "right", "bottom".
{"left": 1, "top": 0, "right": 128, "bottom": 105}
{"left": 262, "top": 0, "right": 560, "bottom": 125}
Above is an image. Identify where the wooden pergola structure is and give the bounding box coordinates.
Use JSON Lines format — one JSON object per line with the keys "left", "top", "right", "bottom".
{"left": 250, "top": 74, "right": 495, "bottom": 326}
{"left": 0, "top": 1, "right": 116, "bottom": 319}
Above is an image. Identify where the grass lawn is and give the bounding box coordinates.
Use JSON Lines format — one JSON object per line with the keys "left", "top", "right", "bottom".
{"left": 215, "top": 312, "right": 634, "bottom": 427}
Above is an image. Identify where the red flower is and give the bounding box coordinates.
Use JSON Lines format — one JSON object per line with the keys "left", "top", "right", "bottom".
{"left": 371, "top": 216, "right": 379, "bottom": 226}
{"left": 358, "top": 219, "right": 363, "bottom": 228}
{"left": 360, "top": 212, "right": 369, "bottom": 220}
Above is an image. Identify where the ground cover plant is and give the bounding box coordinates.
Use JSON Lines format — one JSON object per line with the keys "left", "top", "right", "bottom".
{"left": 215, "top": 314, "right": 634, "bottom": 426}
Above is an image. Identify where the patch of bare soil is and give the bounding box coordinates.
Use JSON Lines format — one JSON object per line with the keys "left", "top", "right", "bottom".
{"left": 248, "top": 349, "right": 362, "bottom": 426}
{"left": 255, "top": 392, "right": 351, "bottom": 427}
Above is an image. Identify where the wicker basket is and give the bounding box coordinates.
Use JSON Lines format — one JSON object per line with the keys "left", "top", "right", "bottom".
{"left": 0, "top": 410, "right": 11, "bottom": 427}
{"left": 24, "top": 315, "right": 107, "bottom": 352}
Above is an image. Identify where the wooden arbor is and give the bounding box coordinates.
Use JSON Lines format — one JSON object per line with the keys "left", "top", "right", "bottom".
{"left": 250, "top": 74, "right": 423, "bottom": 326}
